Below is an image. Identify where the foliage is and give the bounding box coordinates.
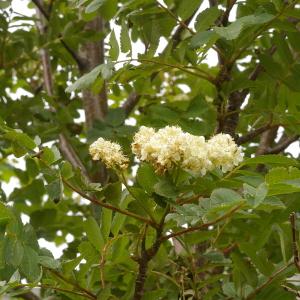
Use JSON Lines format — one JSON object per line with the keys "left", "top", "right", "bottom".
{"left": 1, "top": 0, "right": 300, "bottom": 299}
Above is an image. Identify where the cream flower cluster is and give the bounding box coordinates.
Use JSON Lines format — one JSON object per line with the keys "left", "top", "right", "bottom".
{"left": 89, "top": 137, "right": 129, "bottom": 170}
{"left": 132, "top": 126, "right": 243, "bottom": 174}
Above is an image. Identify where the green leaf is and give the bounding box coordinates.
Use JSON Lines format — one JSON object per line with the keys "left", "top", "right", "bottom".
{"left": 84, "top": 217, "right": 104, "bottom": 251}
{"left": 210, "top": 188, "right": 242, "bottom": 204}
{"left": 109, "top": 29, "right": 119, "bottom": 61}
{"left": 46, "top": 178, "right": 63, "bottom": 202}
{"left": 65, "top": 65, "right": 102, "bottom": 93}
{"left": 60, "top": 161, "right": 73, "bottom": 179}
{"left": 0, "top": 203, "right": 12, "bottom": 225}
{"left": 120, "top": 20, "right": 131, "bottom": 53}
{"left": 242, "top": 155, "right": 299, "bottom": 167}
{"left": 154, "top": 178, "right": 177, "bottom": 199}
{"left": 254, "top": 182, "right": 268, "bottom": 207}
{"left": 195, "top": 7, "right": 221, "bottom": 32}
{"left": 19, "top": 246, "right": 41, "bottom": 281}
{"left": 137, "top": 164, "right": 158, "bottom": 193}
{"left": 214, "top": 13, "right": 273, "bottom": 40}
{"left": 4, "top": 237, "right": 24, "bottom": 267}
{"left": 190, "top": 31, "right": 218, "bottom": 49}
{"left": 101, "top": 208, "right": 112, "bottom": 241}
{"left": 41, "top": 146, "right": 61, "bottom": 165}
{"left": 38, "top": 256, "right": 60, "bottom": 269}
{"left": 85, "top": 0, "right": 107, "bottom": 14}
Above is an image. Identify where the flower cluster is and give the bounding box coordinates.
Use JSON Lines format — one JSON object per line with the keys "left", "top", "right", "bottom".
{"left": 89, "top": 137, "right": 129, "bottom": 170}
{"left": 132, "top": 126, "right": 243, "bottom": 174}
{"left": 89, "top": 126, "right": 243, "bottom": 175}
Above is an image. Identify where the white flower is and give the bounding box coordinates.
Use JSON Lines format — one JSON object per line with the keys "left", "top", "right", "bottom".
{"left": 89, "top": 137, "right": 129, "bottom": 170}
{"left": 132, "top": 126, "right": 211, "bottom": 174}
{"left": 207, "top": 133, "right": 244, "bottom": 172}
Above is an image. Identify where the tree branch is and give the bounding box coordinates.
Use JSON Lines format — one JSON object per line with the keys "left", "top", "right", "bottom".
{"left": 32, "top": 0, "right": 85, "bottom": 69}
{"left": 63, "top": 179, "right": 158, "bottom": 229}
{"left": 237, "top": 123, "right": 275, "bottom": 145}
{"left": 133, "top": 206, "right": 169, "bottom": 300}
{"left": 35, "top": 5, "right": 89, "bottom": 179}
{"left": 245, "top": 262, "right": 294, "bottom": 300}
{"left": 161, "top": 203, "right": 244, "bottom": 242}
{"left": 18, "top": 291, "right": 40, "bottom": 300}
{"left": 266, "top": 135, "right": 299, "bottom": 154}
{"left": 122, "top": 92, "right": 141, "bottom": 116}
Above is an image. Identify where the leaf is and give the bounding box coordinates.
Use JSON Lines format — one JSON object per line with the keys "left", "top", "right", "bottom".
{"left": 195, "top": 7, "right": 221, "bottom": 32}
{"left": 4, "top": 237, "right": 24, "bottom": 267}
{"left": 65, "top": 65, "right": 102, "bottom": 93}
{"left": 137, "top": 164, "right": 158, "bottom": 193}
{"left": 46, "top": 178, "right": 63, "bottom": 202}
{"left": 154, "top": 178, "right": 177, "bottom": 199}
{"left": 101, "top": 208, "right": 112, "bottom": 241}
{"left": 210, "top": 188, "right": 242, "bottom": 204}
{"left": 190, "top": 31, "right": 218, "bottom": 49}
{"left": 85, "top": 0, "right": 107, "bottom": 14}
{"left": 84, "top": 217, "right": 104, "bottom": 251}
{"left": 109, "top": 29, "right": 119, "bottom": 61}
{"left": 241, "top": 155, "right": 299, "bottom": 167}
{"left": 214, "top": 13, "right": 273, "bottom": 40}
{"left": 19, "top": 246, "right": 40, "bottom": 282}
{"left": 0, "top": 203, "right": 12, "bottom": 225}
{"left": 41, "top": 146, "right": 61, "bottom": 165}
{"left": 60, "top": 161, "right": 73, "bottom": 179}
{"left": 120, "top": 20, "right": 131, "bottom": 53}
{"left": 254, "top": 182, "right": 268, "bottom": 207}
{"left": 38, "top": 256, "right": 60, "bottom": 269}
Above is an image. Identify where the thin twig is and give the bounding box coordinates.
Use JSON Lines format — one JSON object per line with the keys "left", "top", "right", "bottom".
{"left": 161, "top": 203, "right": 244, "bottom": 241}
{"left": 290, "top": 212, "right": 300, "bottom": 271}
{"left": 155, "top": 1, "right": 195, "bottom": 35}
{"left": 245, "top": 262, "right": 294, "bottom": 300}
{"left": 63, "top": 179, "right": 158, "bottom": 228}
{"left": 46, "top": 268, "right": 96, "bottom": 299}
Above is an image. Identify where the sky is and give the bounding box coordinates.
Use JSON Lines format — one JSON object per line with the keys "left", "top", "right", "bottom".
{"left": 5, "top": 0, "right": 300, "bottom": 258}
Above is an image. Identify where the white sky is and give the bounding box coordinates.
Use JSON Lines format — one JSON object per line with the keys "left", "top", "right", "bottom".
{"left": 5, "top": 0, "right": 300, "bottom": 258}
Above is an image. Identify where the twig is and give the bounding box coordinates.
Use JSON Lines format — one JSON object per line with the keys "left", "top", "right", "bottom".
{"left": 237, "top": 123, "right": 275, "bottom": 145}
{"left": 245, "top": 262, "right": 294, "bottom": 300}
{"left": 155, "top": 1, "right": 195, "bottom": 36}
{"left": 32, "top": 0, "right": 84, "bottom": 68}
{"left": 122, "top": 92, "right": 141, "bottom": 116}
{"left": 63, "top": 179, "right": 158, "bottom": 228}
{"left": 267, "top": 135, "right": 299, "bottom": 154}
{"left": 46, "top": 268, "right": 96, "bottom": 299}
{"left": 282, "top": 284, "right": 300, "bottom": 296}
{"left": 161, "top": 203, "right": 244, "bottom": 241}
{"left": 289, "top": 212, "right": 300, "bottom": 271}
{"left": 133, "top": 205, "right": 170, "bottom": 300}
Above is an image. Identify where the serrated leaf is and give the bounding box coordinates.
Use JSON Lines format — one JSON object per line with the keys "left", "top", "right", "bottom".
{"left": 84, "top": 217, "right": 104, "bottom": 251}
{"left": 85, "top": 0, "right": 106, "bottom": 14}
{"left": 195, "top": 7, "right": 221, "bottom": 32}
{"left": 109, "top": 29, "right": 119, "bottom": 61}
{"left": 214, "top": 13, "right": 274, "bottom": 40}
{"left": 137, "top": 163, "right": 158, "bottom": 193}
{"left": 19, "top": 246, "right": 41, "bottom": 282}
{"left": 120, "top": 20, "right": 131, "bottom": 53}
{"left": 38, "top": 256, "right": 60, "bottom": 269}
{"left": 46, "top": 178, "right": 63, "bottom": 202}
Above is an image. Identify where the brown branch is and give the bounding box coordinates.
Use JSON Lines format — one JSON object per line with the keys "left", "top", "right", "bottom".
{"left": 46, "top": 268, "right": 96, "bottom": 299}
{"left": 122, "top": 92, "right": 141, "bottom": 116}
{"left": 237, "top": 123, "right": 275, "bottom": 145}
{"left": 63, "top": 179, "right": 158, "bottom": 228}
{"left": 35, "top": 5, "right": 89, "bottom": 179}
{"left": 282, "top": 284, "right": 300, "bottom": 296}
{"left": 266, "top": 135, "right": 299, "bottom": 154}
{"left": 18, "top": 291, "right": 40, "bottom": 300}
{"left": 245, "top": 262, "right": 294, "bottom": 300}
{"left": 32, "top": 0, "right": 84, "bottom": 69}
{"left": 133, "top": 206, "right": 169, "bottom": 300}
{"left": 161, "top": 203, "right": 244, "bottom": 242}
{"left": 289, "top": 212, "right": 300, "bottom": 271}
{"left": 156, "top": 1, "right": 195, "bottom": 36}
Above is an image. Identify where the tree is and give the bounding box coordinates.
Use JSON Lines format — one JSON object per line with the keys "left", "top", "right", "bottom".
{"left": 1, "top": 0, "right": 300, "bottom": 299}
